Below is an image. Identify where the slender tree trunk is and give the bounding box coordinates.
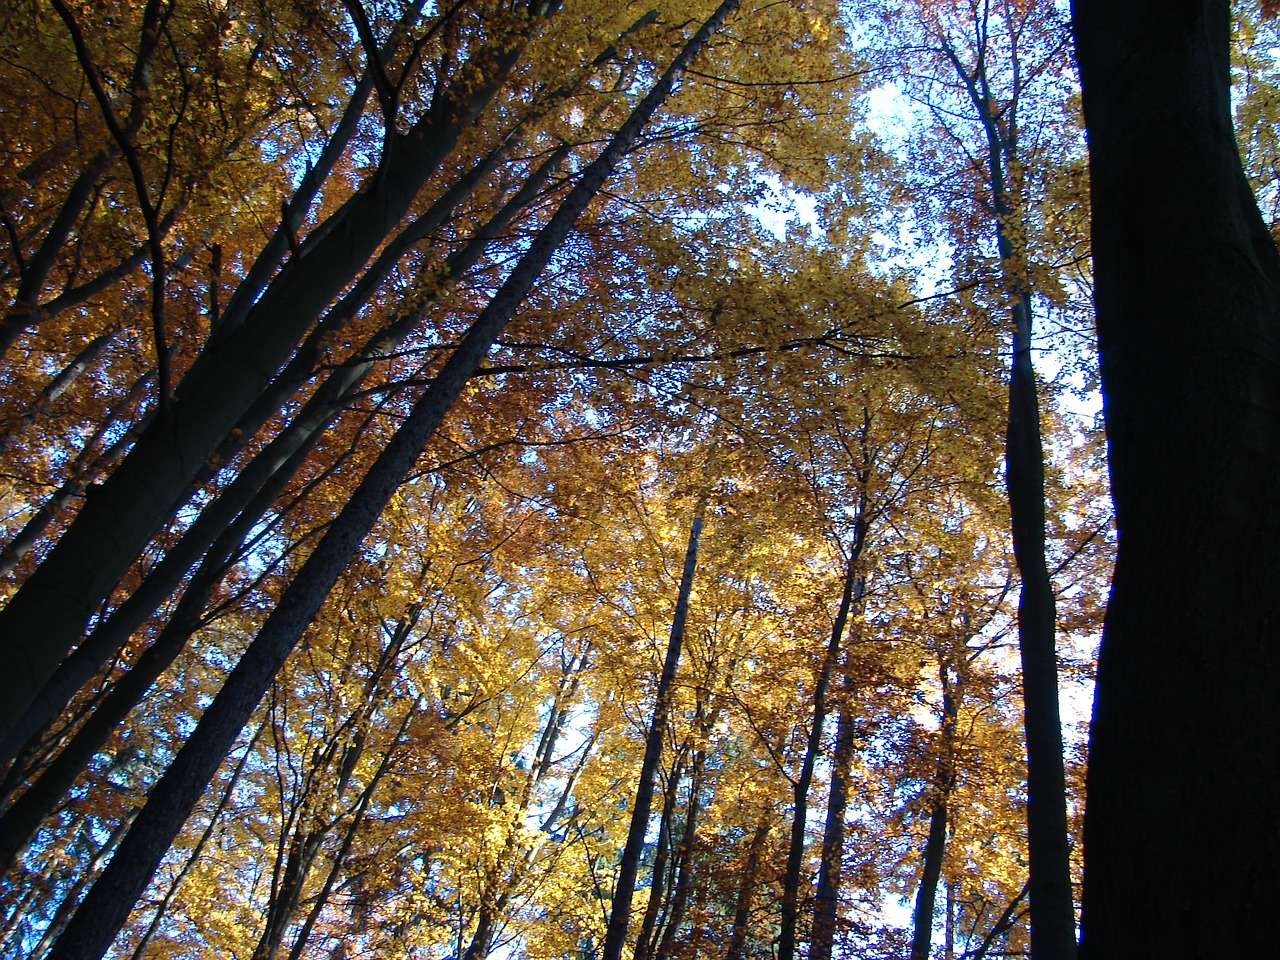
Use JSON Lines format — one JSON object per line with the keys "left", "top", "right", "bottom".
{"left": 651, "top": 745, "right": 706, "bottom": 960}
{"left": 633, "top": 754, "right": 687, "bottom": 960}
{"left": 909, "top": 802, "right": 948, "bottom": 960}
{"left": 778, "top": 526, "right": 865, "bottom": 960}
{"left": 28, "top": 812, "right": 134, "bottom": 958}
{"left": 0, "top": 325, "right": 117, "bottom": 454}
{"left": 1072, "top": 1, "right": 1280, "bottom": 956}
{"left": 0, "top": 372, "right": 152, "bottom": 579}
{"left": 725, "top": 820, "right": 771, "bottom": 960}
{"left": 810, "top": 688, "right": 859, "bottom": 960}
{"left": 43, "top": 17, "right": 736, "bottom": 957}
{"left": 1003, "top": 288, "right": 1077, "bottom": 960}
{"left": 600, "top": 498, "right": 708, "bottom": 960}
{"left": 938, "top": 32, "right": 1079, "bottom": 956}
{"left": 909, "top": 665, "right": 957, "bottom": 960}
{"left": 284, "top": 698, "right": 418, "bottom": 960}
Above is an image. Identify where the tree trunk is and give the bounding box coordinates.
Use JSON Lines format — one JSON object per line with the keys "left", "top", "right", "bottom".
{"left": 651, "top": 745, "right": 706, "bottom": 960}
{"left": 0, "top": 13, "right": 545, "bottom": 743}
{"left": 599, "top": 499, "right": 707, "bottom": 960}
{"left": 909, "top": 801, "right": 948, "bottom": 960}
{"left": 0, "top": 133, "right": 568, "bottom": 767}
{"left": 810, "top": 687, "right": 859, "bottom": 960}
{"left": 909, "top": 663, "right": 958, "bottom": 960}
{"left": 633, "top": 754, "right": 686, "bottom": 960}
{"left": 1003, "top": 287, "right": 1077, "bottom": 960}
{"left": 1072, "top": 1, "right": 1280, "bottom": 956}
{"left": 778, "top": 524, "right": 866, "bottom": 960}
{"left": 937, "top": 30, "right": 1079, "bottom": 956}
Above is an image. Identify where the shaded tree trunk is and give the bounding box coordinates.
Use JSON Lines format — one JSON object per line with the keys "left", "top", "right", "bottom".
{"left": 1072, "top": 1, "right": 1280, "bottom": 956}
{"left": 600, "top": 496, "right": 708, "bottom": 960}
{"left": 778, "top": 518, "right": 866, "bottom": 960}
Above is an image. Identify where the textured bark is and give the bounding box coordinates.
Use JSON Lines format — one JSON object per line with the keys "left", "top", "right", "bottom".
{"left": 1072, "top": 1, "right": 1280, "bottom": 956}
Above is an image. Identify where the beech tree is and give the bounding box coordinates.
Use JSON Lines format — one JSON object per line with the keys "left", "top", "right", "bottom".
{"left": 1072, "top": 0, "right": 1280, "bottom": 956}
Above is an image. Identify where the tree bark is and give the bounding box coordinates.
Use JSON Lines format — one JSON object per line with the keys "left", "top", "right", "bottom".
{"left": 1072, "top": 1, "right": 1280, "bottom": 956}
{"left": 810, "top": 687, "right": 859, "bottom": 960}
{"left": 909, "top": 664, "right": 958, "bottom": 960}
{"left": 778, "top": 522, "right": 866, "bottom": 960}
{"left": 0, "top": 11, "right": 545, "bottom": 742}
{"left": 936, "top": 25, "right": 1080, "bottom": 956}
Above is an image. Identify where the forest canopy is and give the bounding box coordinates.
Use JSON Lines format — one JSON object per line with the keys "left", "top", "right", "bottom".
{"left": 0, "top": 2, "right": 1276, "bottom": 959}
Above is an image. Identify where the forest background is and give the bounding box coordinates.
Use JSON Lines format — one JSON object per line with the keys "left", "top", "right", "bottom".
{"left": 0, "top": 2, "right": 1274, "bottom": 960}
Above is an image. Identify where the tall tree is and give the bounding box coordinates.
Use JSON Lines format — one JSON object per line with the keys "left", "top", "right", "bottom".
{"left": 1072, "top": 0, "right": 1280, "bottom": 955}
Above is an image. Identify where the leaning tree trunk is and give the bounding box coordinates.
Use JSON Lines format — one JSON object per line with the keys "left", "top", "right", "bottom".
{"left": 599, "top": 496, "right": 708, "bottom": 960}
{"left": 1072, "top": 1, "right": 1280, "bottom": 956}
{"left": 41, "top": 12, "right": 737, "bottom": 955}
{"left": 0, "top": 9, "right": 546, "bottom": 744}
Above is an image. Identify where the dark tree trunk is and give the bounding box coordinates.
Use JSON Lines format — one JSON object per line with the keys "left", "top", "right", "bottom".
{"left": 778, "top": 522, "right": 866, "bottom": 960}
{"left": 633, "top": 754, "right": 687, "bottom": 960}
{"left": 809, "top": 653, "right": 861, "bottom": 960}
{"left": 909, "top": 663, "right": 958, "bottom": 960}
{"left": 1072, "top": 1, "right": 1280, "bottom": 956}
{"left": 938, "top": 29, "right": 1079, "bottom": 955}
{"left": 909, "top": 801, "right": 948, "bottom": 960}
{"left": 0, "top": 13, "right": 544, "bottom": 743}
{"left": 600, "top": 502, "right": 706, "bottom": 960}
{"left": 0, "top": 135, "right": 568, "bottom": 769}
{"left": 1003, "top": 288, "right": 1077, "bottom": 960}
{"left": 652, "top": 701, "right": 716, "bottom": 960}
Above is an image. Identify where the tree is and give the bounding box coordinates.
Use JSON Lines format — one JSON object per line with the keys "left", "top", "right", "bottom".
{"left": 860, "top": 3, "right": 1085, "bottom": 954}
{"left": 1072, "top": 0, "right": 1280, "bottom": 955}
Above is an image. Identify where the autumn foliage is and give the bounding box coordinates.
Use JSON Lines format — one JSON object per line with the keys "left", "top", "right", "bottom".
{"left": 0, "top": 1, "right": 1271, "bottom": 959}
